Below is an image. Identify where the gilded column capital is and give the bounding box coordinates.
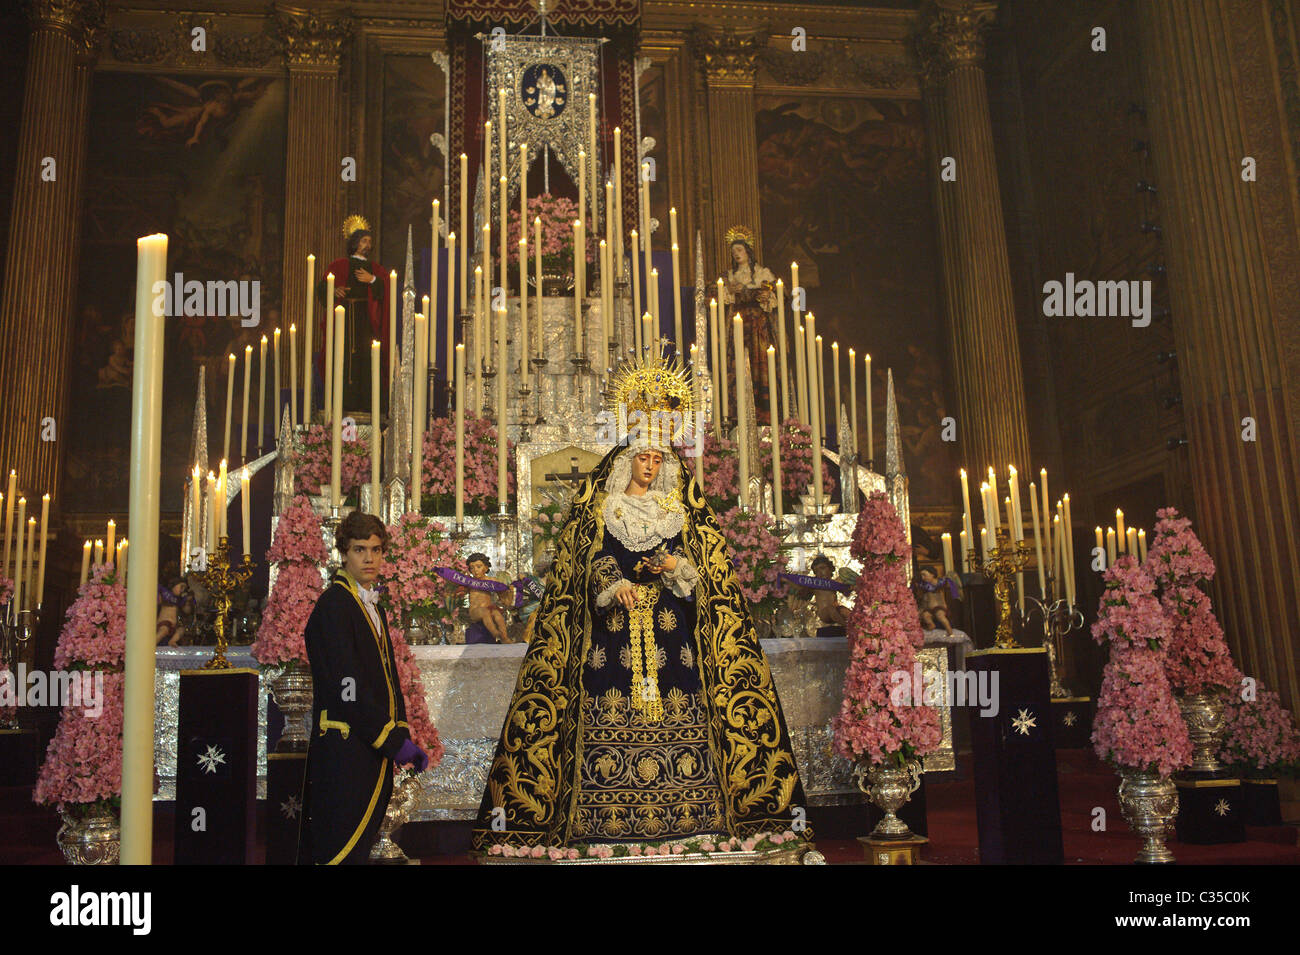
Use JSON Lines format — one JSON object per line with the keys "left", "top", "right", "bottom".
{"left": 692, "top": 24, "right": 766, "bottom": 87}
{"left": 916, "top": 0, "right": 998, "bottom": 80}
{"left": 274, "top": 4, "right": 352, "bottom": 70}
{"left": 29, "top": 0, "right": 105, "bottom": 59}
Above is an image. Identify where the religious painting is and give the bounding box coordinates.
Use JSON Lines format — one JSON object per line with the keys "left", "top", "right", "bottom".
{"left": 379, "top": 54, "right": 447, "bottom": 277}
{"left": 638, "top": 62, "right": 671, "bottom": 237}
{"left": 68, "top": 72, "right": 286, "bottom": 514}
{"left": 755, "top": 94, "right": 957, "bottom": 506}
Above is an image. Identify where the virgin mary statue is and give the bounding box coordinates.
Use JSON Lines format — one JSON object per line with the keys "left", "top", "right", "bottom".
{"left": 471, "top": 355, "right": 811, "bottom": 851}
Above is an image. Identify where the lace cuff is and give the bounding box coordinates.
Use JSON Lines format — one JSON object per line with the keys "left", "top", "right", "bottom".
{"left": 663, "top": 550, "right": 700, "bottom": 598}
{"left": 595, "top": 579, "right": 628, "bottom": 609}
{"left": 592, "top": 555, "right": 627, "bottom": 610}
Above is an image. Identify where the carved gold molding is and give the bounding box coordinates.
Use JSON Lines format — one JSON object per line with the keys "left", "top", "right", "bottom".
{"left": 692, "top": 24, "right": 767, "bottom": 85}
{"left": 759, "top": 40, "right": 915, "bottom": 91}
{"left": 106, "top": 14, "right": 280, "bottom": 69}
{"left": 915, "top": 0, "right": 998, "bottom": 84}
{"left": 274, "top": 4, "right": 352, "bottom": 69}
{"left": 31, "top": 0, "right": 105, "bottom": 59}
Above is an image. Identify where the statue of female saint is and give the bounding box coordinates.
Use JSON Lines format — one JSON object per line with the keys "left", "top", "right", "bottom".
{"left": 471, "top": 355, "right": 811, "bottom": 851}
{"left": 720, "top": 225, "right": 779, "bottom": 423}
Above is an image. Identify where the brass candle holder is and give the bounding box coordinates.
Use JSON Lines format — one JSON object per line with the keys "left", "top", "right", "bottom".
{"left": 194, "top": 536, "right": 255, "bottom": 669}
{"left": 967, "top": 531, "right": 1031, "bottom": 649}
{"left": 1024, "top": 591, "right": 1084, "bottom": 699}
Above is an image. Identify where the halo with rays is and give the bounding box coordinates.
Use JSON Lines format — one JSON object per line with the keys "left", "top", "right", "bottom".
{"left": 605, "top": 350, "right": 697, "bottom": 446}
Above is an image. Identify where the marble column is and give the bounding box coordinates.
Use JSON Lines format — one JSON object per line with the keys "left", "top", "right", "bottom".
{"left": 1137, "top": 0, "right": 1300, "bottom": 709}
{"left": 916, "top": 1, "right": 1031, "bottom": 478}
{"left": 275, "top": 3, "right": 351, "bottom": 420}
{"left": 693, "top": 26, "right": 765, "bottom": 263}
{"left": 0, "top": 0, "right": 102, "bottom": 502}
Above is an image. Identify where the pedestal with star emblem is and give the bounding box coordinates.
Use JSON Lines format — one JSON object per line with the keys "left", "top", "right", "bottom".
{"left": 1173, "top": 778, "right": 1246, "bottom": 844}
{"left": 1050, "top": 697, "right": 1093, "bottom": 749}
{"left": 174, "top": 669, "right": 259, "bottom": 864}
{"left": 966, "top": 648, "right": 1064, "bottom": 864}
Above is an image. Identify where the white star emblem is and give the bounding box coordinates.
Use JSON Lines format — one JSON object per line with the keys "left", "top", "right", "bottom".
{"left": 1062, "top": 711, "right": 1078, "bottom": 727}
{"left": 196, "top": 743, "right": 227, "bottom": 775}
{"left": 280, "top": 794, "right": 302, "bottom": 820}
{"left": 1011, "top": 709, "right": 1037, "bottom": 736}
{"left": 1213, "top": 799, "right": 1230, "bottom": 817}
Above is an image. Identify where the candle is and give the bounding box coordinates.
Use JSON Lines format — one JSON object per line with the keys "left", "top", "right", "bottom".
{"left": 23, "top": 516, "right": 36, "bottom": 609}
{"left": 206, "top": 472, "right": 215, "bottom": 554}
{"left": 790, "top": 262, "right": 800, "bottom": 318}
{"left": 411, "top": 313, "right": 426, "bottom": 513}
{"left": 533, "top": 218, "right": 543, "bottom": 355}
{"left": 35, "top": 492, "right": 49, "bottom": 607}
{"left": 718, "top": 289, "right": 730, "bottom": 424}
{"left": 80, "top": 540, "right": 91, "bottom": 587}
{"left": 942, "top": 533, "right": 954, "bottom": 578}
{"left": 980, "top": 482, "right": 991, "bottom": 537}
{"left": 497, "top": 307, "right": 508, "bottom": 507}
{"left": 1008, "top": 465, "right": 1022, "bottom": 540}
{"left": 520, "top": 238, "right": 530, "bottom": 370}
{"left": 241, "top": 469, "right": 251, "bottom": 558}
{"left": 429, "top": 201, "right": 438, "bottom": 376}
{"left": 734, "top": 315, "right": 749, "bottom": 501}
{"left": 1062, "top": 493, "right": 1075, "bottom": 605}
{"left": 649, "top": 267, "right": 660, "bottom": 356}
{"left": 588, "top": 93, "right": 598, "bottom": 226}
{"left": 93, "top": 537, "right": 103, "bottom": 568}
{"left": 2, "top": 470, "right": 13, "bottom": 581}
{"left": 459, "top": 153, "right": 468, "bottom": 314}
{"left": 1053, "top": 515, "right": 1063, "bottom": 584}
{"left": 815, "top": 332, "right": 826, "bottom": 444}
{"left": 499, "top": 175, "right": 508, "bottom": 304}
{"left": 1005, "top": 494, "right": 1015, "bottom": 541}
{"left": 960, "top": 468, "right": 974, "bottom": 556}
{"left": 1115, "top": 508, "right": 1126, "bottom": 554}
{"left": 11, "top": 505, "right": 24, "bottom": 610}
{"left": 371, "top": 340, "right": 381, "bottom": 512}
{"left": 324, "top": 272, "right": 335, "bottom": 422}
{"left": 642, "top": 312, "right": 654, "bottom": 359}
{"left": 1138, "top": 528, "right": 1147, "bottom": 563}
{"left": 960, "top": 529, "right": 970, "bottom": 574}
{"left": 670, "top": 209, "right": 682, "bottom": 353}
{"left": 390, "top": 267, "right": 400, "bottom": 387}
{"left": 1030, "top": 483, "right": 1046, "bottom": 597}
{"left": 793, "top": 321, "right": 805, "bottom": 427}
{"left": 498, "top": 87, "right": 507, "bottom": 185}
{"left": 1039, "top": 468, "right": 1051, "bottom": 566}
{"left": 1106, "top": 527, "right": 1116, "bottom": 568}
{"left": 447, "top": 230, "right": 458, "bottom": 374}
{"left": 1008, "top": 495, "right": 1023, "bottom": 613}
{"left": 118, "top": 538, "right": 128, "bottom": 588}
{"left": 519, "top": 145, "right": 528, "bottom": 258}
{"left": 864, "top": 353, "right": 873, "bottom": 465}
{"left": 980, "top": 527, "right": 989, "bottom": 566}
{"left": 578, "top": 149, "right": 586, "bottom": 251}
{"left": 805, "top": 315, "right": 822, "bottom": 510}
{"left": 598, "top": 238, "right": 609, "bottom": 369}
{"left": 767, "top": 346, "right": 783, "bottom": 521}
{"left": 848, "top": 347, "right": 857, "bottom": 457}
{"left": 331, "top": 307, "right": 344, "bottom": 508}
{"left": 218, "top": 458, "right": 228, "bottom": 540}
{"left": 693, "top": 344, "right": 705, "bottom": 488}
{"left": 604, "top": 180, "right": 614, "bottom": 321}
{"left": 224, "top": 352, "right": 235, "bottom": 462}
{"left": 708, "top": 298, "right": 720, "bottom": 426}
{"left": 574, "top": 219, "right": 585, "bottom": 356}
{"left": 1126, "top": 526, "right": 1138, "bottom": 559}
{"left": 776, "top": 279, "right": 789, "bottom": 423}
{"left": 289, "top": 324, "right": 298, "bottom": 428}
{"left": 454, "top": 344, "right": 465, "bottom": 526}
{"left": 613, "top": 128, "right": 623, "bottom": 268}
{"left": 273, "top": 327, "right": 281, "bottom": 439}
{"left": 1095, "top": 526, "right": 1104, "bottom": 564}
{"left": 987, "top": 467, "right": 999, "bottom": 540}
{"left": 831, "top": 342, "right": 841, "bottom": 443}
{"left": 304, "top": 254, "right": 314, "bottom": 423}
{"left": 474, "top": 265, "right": 483, "bottom": 406}
{"left": 631, "top": 229, "right": 641, "bottom": 352}
{"left": 482, "top": 224, "right": 492, "bottom": 367}
{"left": 640, "top": 162, "right": 652, "bottom": 313}
{"left": 106, "top": 517, "right": 116, "bottom": 559}
{"left": 257, "top": 336, "right": 267, "bottom": 451}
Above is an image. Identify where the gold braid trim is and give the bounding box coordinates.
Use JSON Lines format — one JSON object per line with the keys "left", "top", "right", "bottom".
{"left": 627, "top": 584, "right": 663, "bottom": 723}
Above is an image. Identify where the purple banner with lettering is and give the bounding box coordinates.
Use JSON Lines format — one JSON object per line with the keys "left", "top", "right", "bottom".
{"left": 780, "top": 572, "right": 848, "bottom": 593}
{"left": 435, "top": 567, "right": 509, "bottom": 592}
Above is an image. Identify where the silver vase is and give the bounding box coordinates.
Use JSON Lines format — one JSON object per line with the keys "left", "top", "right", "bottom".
{"left": 1178, "top": 693, "right": 1226, "bottom": 774}
{"left": 370, "top": 771, "right": 422, "bottom": 863}
{"left": 56, "top": 804, "right": 121, "bottom": 865}
{"left": 854, "top": 760, "right": 921, "bottom": 838}
{"left": 268, "top": 661, "right": 314, "bottom": 753}
{"left": 1117, "top": 768, "right": 1179, "bottom": 864}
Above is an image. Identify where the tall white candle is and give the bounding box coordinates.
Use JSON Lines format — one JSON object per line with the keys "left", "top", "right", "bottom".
{"left": 734, "top": 314, "right": 749, "bottom": 501}
{"left": 371, "top": 340, "right": 381, "bottom": 512}
{"left": 670, "top": 208, "right": 682, "bottom": 353}
{"left": 613, "top": 127, "right": 623, "bottom": 273}
{"left": 257, "top": 336, "right": 267, "bottom": 450}
{"left": 241, "top": 470, "right": 251, "bottom": 558}
{"left": 1116, "top": 508, "right": 1126, "bottom": 555}
{"left": 2, "top": 470, "right": 14, "bottom": 581}
{"left": 794, "top": 321, "right": 806, "bottom": 427}
{"left": 1040, "top": 468, "right": 1051, "bottom": 567}
{"left": 942, "top": 533, "right": 954, "bottom": 578}
{"left": 304, "top": 255, "right": 314, "bottom": 424}
{"left": 864, "top": 353, "right": 873, "bottom": 464}
{"left": 640, "top": 162, "right": 652, "bottom": 314}
{"left": 390, "top": 268, "right": 399, "bottom": 387}
{"left": 122, "top": 231, "right": 168, "bottom": 864}
{"left": 1063, "top": 494, "right": 1076, "bottom": 604}
{"left": 93, "top": 537, "right": 103, "bottom": 569}
{"left": 1008, "top": 465, "right": 1022, "bottom": 540}
{"left": 574, "top": 219, "right": 585, "bottom": 356}
{"left": 11, "top": 500, "right": 24, "bottom": 610}
{"left": 631, "top": 229, "right": 641, "bottom": 353}
{"left": 533, "top": 218, "right": 543, "bottom": 355}
{"left": 708, "top": 298, "right": 720, "bottom": 431}
{"left": 805, "top": 315, "right": 822, "bottom": 510}
{"left": 35, "top": 493, "right": 48, "bottom": 607}
{"left": 447, "top": 231, "right": 458, "bottom": 374}
{"left": 848, "top": 347, "right": 857, "bottom": 457}
{"left": 588, "top": 93, "right": 598, "bottom": 227}
{"left": 815, "top": 333, "right": 826, "bottom": 444}
{"left": 1107, "top": 527, "right": 1117, "bottom": 568}
{"left": 649, "top": 267, "right": 660, "bottom": 356}
{"left": 241, "top": 343, "right": 252, "bottom": 459}
{"left": 331, "top": 306, "right": 344, "bottom": 508}
{"left": 224, "top": 352, "right": 235, "bottom": 463}
{"left": 190, "top": 467, "right": 201, "bottom": 564}
{"left": 497, "top": 306, "right": 508, "bottom": 508}
{"left": 106, "top": 517, "right": 116, "bottom": 559}
{"left": 411, "top": 313, "right": 427, "bottom": 513}
{"left": 430, "top": 200, "right": 439, "bottom": 369}
{"left": 206, "top": 472, "right": 215, "bottom": 554}
{"left": 578, "top": 149, "right": 586, "bottom": 250}
{"left": 1030, "top": 482, "right": 1046, "bottom": 597}
{"left": 272, "top": 327, "right": 281, "bottom": 440}
{"left": 289, "top": 324, "right": 298, "bottom": 428}
{"left": 324, "top": 272, "right": 335, "bottom": 423}
{"left": 831, "top": 342, "right": 841, "bottom": 441}
{"left": 520, "top": 238, "right": 530, "bottom": 371}
{"left": 454, "top": 344, "right": 465, "bottom": 525}
{"left": 960, "top": 468, "right": 974, "bottom": 555}
{"left": 519, "top": 144, "right": 528, "bottom": 261}
{"left": 960, "top": 529, "right": 969, "bottom": 574}
{"left": 459, "top": 153, "right": 468, "bottom": 315}
{"left": 767, "top": 345, "right": 783, "bottom": 521}
{"left": 80, "top": 540, "right": 91, "bottom": 587}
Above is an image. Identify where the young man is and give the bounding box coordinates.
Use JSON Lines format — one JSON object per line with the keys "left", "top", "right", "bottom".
{"left": 296, "top": 511, "right": 428, "bottom": 865}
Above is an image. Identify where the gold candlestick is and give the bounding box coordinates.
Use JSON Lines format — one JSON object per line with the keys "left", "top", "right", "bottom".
{"left": 967, "top": 529, "right": 1031, "bottom": 649}
{"left": 194, "top": 536, "right": 255, "bottom": 669}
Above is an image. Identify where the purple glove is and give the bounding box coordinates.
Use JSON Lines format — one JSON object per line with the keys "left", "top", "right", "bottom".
{"left": 395, "top": 738, "right": 428, "bottom": 773}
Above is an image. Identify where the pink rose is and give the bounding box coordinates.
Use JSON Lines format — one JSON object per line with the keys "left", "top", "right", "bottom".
{"left": 629, "top": 845, "right": 642, "bottom": 856}
{"left": 566, "top": 848, "right": 580, "bottom": 860}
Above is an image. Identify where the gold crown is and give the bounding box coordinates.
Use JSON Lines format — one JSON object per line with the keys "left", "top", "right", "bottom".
{"left": 606, "top": 351, "right": 695, "bottom": 445}
{"left": 724, "top": 224, "right": 755, "bottom": 247}
{"left": 341, "top": 213, "right": 371, "bottom": 238}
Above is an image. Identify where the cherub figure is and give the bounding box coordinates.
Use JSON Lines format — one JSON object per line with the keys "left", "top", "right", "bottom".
{"left": 464, "top": 552, "right": 514, "bottom": 644}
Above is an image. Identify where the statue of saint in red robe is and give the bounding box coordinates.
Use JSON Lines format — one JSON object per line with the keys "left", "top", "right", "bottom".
{"left": 318, "top": 227, "right": 388, "bottom": 416}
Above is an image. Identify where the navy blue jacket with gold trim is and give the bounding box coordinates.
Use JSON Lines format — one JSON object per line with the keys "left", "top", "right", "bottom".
{"left": 296, "top": 569, "right": 409, "bottom": 864}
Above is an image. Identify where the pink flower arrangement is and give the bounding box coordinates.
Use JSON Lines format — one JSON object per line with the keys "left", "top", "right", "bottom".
{"left": 35, "top": 565, "right": 128, "bottom": 812}
{"left": 715, "top": 506, "right": 788, "bottom": 612}
{"left": 388, "top": 623, "right": 444, "bottom": 767}
{"left": 832, "top": 492, "right": 942, "bottom": 766}
{"left": 420, "top": 413, "right": 515, "bottom": 513}
{"left": 288, "top": 425, "right": 371, "bottom": 500}
{"left": 505, "top": 194, "right": 595, "bottom": 270}
{"left": 760, "top": 419, "right": 836, "bottom": 500}
{"left": 376, "top": 513, "right": 463, "bottom": 621}
{"left": 1091, "top": 646, "right": 1193, "bottom": 777}
{"left": 1218, "top": 684, "right": 1300, "bottom": 776}
{"left": 1090, "top": 556, "right": 1170, "bottom": 652}
{"left": 252, "top": 496, "right": 328, "bottom": 668}
{"left": 1144, "top": 508, "right": 1242, "bottom": 696}
{"left": 700, "top": 431, "right": 739, "bottom": 505}
{"left": 0, "top": 572, "right": 12, "bottom": 606}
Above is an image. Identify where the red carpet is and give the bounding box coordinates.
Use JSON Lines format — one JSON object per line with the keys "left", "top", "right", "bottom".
{"left": 3, "top": 749, "right": 1295, "bottom": 864}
